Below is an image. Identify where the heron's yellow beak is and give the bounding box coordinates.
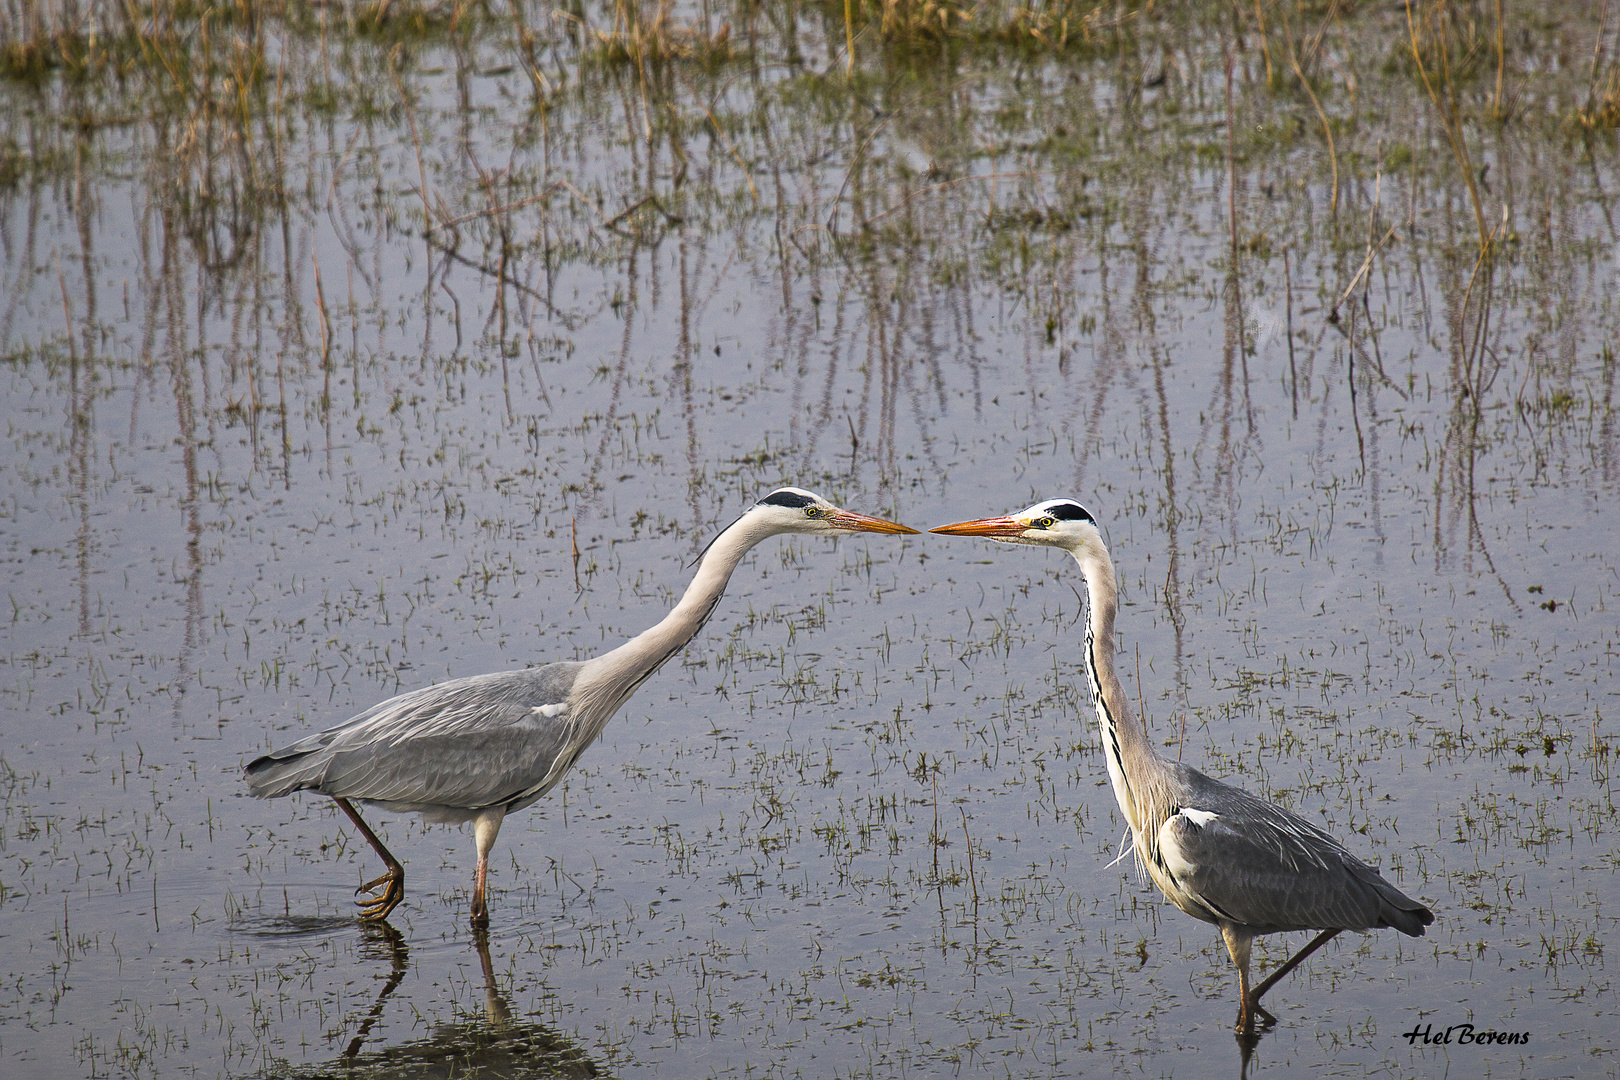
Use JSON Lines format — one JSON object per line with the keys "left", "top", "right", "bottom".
{"left": 830, "top": 509, "right": 919, "bottom": 534}
{"left": 929, "top": 515, "right": 1027, "bottom": 538}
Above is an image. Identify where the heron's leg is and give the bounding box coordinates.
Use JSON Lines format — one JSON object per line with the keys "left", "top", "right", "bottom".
{"left": 1251, "top": 928, "right": 1341, "bottom": 1004}
{"left": 333, "top": 797, "right": 405, "bottom": 922}
{"left": 469, "top": 807, "right": 506, "bottom": 929}
{"left": 1221, "top": 924, "right": 1271, "bottom": 1031}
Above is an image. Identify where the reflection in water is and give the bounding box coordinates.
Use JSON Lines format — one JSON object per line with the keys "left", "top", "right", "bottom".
{"left": 342, "top": 924, "right": 412, "bottom": 1060}
{"left": 1338, "top": 219, "right": 1407, "bottom": 567}
{"left": 1433, "top": 222, "right": 1517, "bottom": 608}
{"left": 307, "top": 928, "right": 599, "bottom": 1080}
{"left": 1235, "top": 1020, "right": 1264, "bottom": 1079}
{"left": 1150, "top": 335, "right": 1188, "bottom": 709}
{"left": 675, "top": 230, "right": 705, "bottom": 537}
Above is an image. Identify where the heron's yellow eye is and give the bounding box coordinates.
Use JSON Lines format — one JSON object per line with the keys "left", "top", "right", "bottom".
{"left": 805, "top": 507, "right": 822, "bottom": 518}
{"left": 1037, "top": 516, "right": 1056, "bottom": 529}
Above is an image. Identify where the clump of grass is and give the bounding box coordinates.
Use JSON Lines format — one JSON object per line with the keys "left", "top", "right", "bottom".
{"left": 1403, "top": 0, "right": 1491, "bottom": 248}
{"left": 0, "top": 133, "right": 27, "bottom": 190}
{"left": 1574, "top": 70, "right": 1620, "bottom": 129}
{"left": 0, "top": 36, "right": 54, "bottom": 83}
{"left": 590, "top": 8, "right": 735, "bottom": 69}
{"left": 864, "top": 0, "right": 973, "bottom": 44}
{"left": 837, "top": 0, "right": 1120, "bottom": 51}
{"left": 353, "top": 0, "right": 462, "bottom": 42}
{"left": 0, "top": 20, "right": 119, "bottom": 85}
{"left": 985, "top": 0, "right": 1118, "bottom": 50}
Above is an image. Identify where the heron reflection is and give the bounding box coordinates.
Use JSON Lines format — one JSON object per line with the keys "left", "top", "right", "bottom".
{"left": 320, "top": 926, "right": 599, "bottom": 1079}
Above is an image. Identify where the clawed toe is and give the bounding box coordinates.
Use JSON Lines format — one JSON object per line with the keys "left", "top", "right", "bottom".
{"left": 355, "top": 888, "right": 401, "bottom": 921}
{"left": 356, "top": 870, "right": 394, "bottom": 896}
{"left": 353, "top": 868, "right": 404, "bottom": 922}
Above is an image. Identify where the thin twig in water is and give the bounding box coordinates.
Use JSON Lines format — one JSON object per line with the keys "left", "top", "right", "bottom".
{"left": 603, "top": 194, "right": 658, "bottom": 230}
{"left": 418, "top": 229, "right": 547, "bottom": 304}
{"left": 960, "top": 806, "right": 980, "bottom": 909}
{"left": 389, "top": 53, "right": 435, "bottom": 235}
{"left": 571, "top": 516, "right": 581, "bottom": 593}
{"left": 430, "top": 185, "right": 565, "bottom": 232}
{"left": 313, "top": 252, "right": 333, "bottom": 470}
{"left": 700, "top": 104, "right": 760, "bottom": 205}
{"left": 1284, "top": 248, "right": 1298, "bottom": 419}
{"left": 843, "top": 0, "right": 856, "bottom": 75}
{"left": 1458, "top": 204, "right": 1510, "bottom": 355}
{"left": 1329, "top": 223, "right": 1397, "bottom": 320}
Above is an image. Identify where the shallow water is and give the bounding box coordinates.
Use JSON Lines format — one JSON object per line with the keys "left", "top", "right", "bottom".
{"left": 1, "top": 2, "right": 1617, "bottom": 1077}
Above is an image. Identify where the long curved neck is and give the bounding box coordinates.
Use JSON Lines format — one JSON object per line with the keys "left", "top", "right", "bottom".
{"left": 1073, "top": 547, "right": 1165, "bottom": 842}
{"left": 574, "top": 514, "right": 772, "bottom": 719}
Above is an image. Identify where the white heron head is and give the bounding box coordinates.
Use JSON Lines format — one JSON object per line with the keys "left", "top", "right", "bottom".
{"left": 744, "top": 487, "right": 918, "bottom": 536}
{"left": 929, "top": 498, "right": 1103, "bottom": 553}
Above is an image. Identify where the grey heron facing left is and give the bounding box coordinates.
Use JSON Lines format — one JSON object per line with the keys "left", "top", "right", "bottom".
{"left": 245, "top": 487, "right": 916, "bottom": 928}
{"left": 932, "top": 499, "right": 1433, "bottom": 1030}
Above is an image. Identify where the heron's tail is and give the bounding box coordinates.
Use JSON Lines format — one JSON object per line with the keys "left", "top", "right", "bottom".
{"left": 243, "top": 732, "right": 334, "bottom": 798}
{"left": 1378, "top": 892, "right": 1435, "bottom": 937}
{"left": 1343, "top": 855, "right": 1434, "bottom": 936}
{"left": 1367, "top": 870, "right": 1435, "bottom": 937}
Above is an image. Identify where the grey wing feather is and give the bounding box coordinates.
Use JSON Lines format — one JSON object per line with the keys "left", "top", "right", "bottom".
{"left": 244, "top": 663, "right": 584, "bottom": 812}
{"left": 1166, "top": 766, "right": 1433, "bottom": 936}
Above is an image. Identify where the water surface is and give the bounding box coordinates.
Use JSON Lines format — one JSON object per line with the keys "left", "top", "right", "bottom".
{"left": 1, "top": 2, "right": 1616, "bottom": 1077}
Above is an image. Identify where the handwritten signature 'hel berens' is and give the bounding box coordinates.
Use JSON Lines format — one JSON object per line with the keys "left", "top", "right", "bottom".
{"left": 1403, "top": 1023, "right": 1530, "bottom": 1046}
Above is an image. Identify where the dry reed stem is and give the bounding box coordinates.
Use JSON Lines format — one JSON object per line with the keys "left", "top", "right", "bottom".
{"left": 507, "top": 1, "right": 553, "bottom": 104}
{"left": 389, "top": 49, "right": 436, "bottom": 236}
{"left": 1491, "top": 0, "right": 1505, "bottom": 119}
{"left": 1280, "top": 3, "right": 1338, "bottom": 218}
{"left": 1251, "top": 0, "right": 1273, "bottom": 85}
{"left": 1404, "top": 0, "right": 1488, "bottom": 248}
{"left": 845, "top": 0, "right": 856, "bottom": 74}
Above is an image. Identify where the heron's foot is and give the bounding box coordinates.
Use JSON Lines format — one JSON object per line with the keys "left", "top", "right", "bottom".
{"left": 1235, "top": 998, "right": 1277, "bottom": 1034}
{"left": 469, "top": 902, "right": 489, "bottom": 930}
{"left": 354, "top": 866, "right": 404, "bottom": 922}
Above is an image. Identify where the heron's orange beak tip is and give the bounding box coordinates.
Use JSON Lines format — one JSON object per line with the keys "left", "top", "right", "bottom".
{"left": 835, "top": 510, "right": 919, "bottom": 535}
{"left": 929, "top": 516, "right": 1026, "bottom": 538}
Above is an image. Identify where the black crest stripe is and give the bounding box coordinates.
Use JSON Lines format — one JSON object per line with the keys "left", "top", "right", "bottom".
{"left": 759, "top": 490, "right": 814, "bottom": 509}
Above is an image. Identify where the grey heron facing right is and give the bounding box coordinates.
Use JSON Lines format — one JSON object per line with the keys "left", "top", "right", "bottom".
{"left": 245, "top": 487, "right": 916, "bottom": 927}
{"left": 933, "top": 499, "right": 1433, "bottom": 1030}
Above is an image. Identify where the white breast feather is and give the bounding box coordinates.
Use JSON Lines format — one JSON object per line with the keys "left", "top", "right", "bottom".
{"left": 1159, "top": 807, "right": 1219, "bottom": 883}
{"left": 532, "top": 703, "right": 569, "bottom": 718}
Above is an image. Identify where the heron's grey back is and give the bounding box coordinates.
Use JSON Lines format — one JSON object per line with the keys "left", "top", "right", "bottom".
{"left": 1166, "top": 764, "right": 1433, "bottom": 936}
{"left": 244, "top": 663, "right": 585, "bottom": 815}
